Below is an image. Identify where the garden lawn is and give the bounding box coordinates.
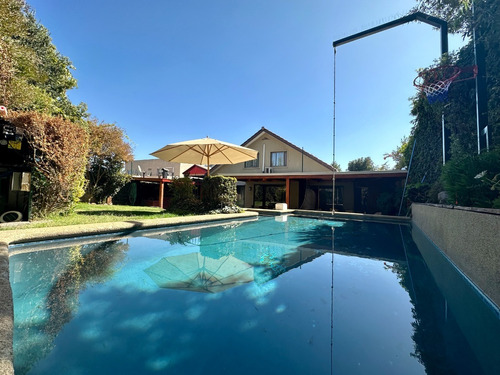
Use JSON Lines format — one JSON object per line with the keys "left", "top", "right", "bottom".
{"left": 0, "top": 203, "right": 180, "bottom": 230}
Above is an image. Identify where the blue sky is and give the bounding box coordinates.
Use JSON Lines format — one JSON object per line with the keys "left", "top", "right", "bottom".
{"left": 28, "top": 0, "right": 466, "bottom": 170}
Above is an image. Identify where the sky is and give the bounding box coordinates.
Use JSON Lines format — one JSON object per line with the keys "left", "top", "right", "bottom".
{"left": 27, "top": 0, "right": 467, "bottom": 170}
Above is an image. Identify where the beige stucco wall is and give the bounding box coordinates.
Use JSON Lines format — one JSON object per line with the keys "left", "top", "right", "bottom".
{"left": 215, "top": 133, "right": 331, "bottom": 175}
{"left": 411, "top": 203, "right": 500, "bottom": 308}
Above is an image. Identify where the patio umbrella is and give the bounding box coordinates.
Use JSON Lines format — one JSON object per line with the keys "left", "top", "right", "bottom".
{"left": 150, "top": 137, "right": 258, "bottom": 176}
{"left": 144, "top": 252, "right": 254, "bottom": 293}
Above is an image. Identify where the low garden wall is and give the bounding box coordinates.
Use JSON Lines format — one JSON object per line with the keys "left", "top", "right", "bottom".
{"left": 411, "top": 203, "right": 500, "bottom": 308}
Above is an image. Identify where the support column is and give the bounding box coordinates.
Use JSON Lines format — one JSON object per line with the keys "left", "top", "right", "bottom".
{"left": 286, "top": 178, "right": 290, "bottom": 207}
{"left": 159, "top": 180, "right": 164, "bottom": 209}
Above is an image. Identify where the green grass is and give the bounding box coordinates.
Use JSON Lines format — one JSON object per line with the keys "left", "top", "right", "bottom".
{"left": 0, "top": 203, "right": 181, "bottom": 230}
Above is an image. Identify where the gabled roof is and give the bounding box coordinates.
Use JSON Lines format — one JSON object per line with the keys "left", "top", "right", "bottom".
{"left": 242, "top": 127, "right": 334, "bottom": 171}
{"left": 183, "top": 164, "right": 207, "bottom": 176}
{"left": 211, "top": 127, "right": 334, "bottom": 173}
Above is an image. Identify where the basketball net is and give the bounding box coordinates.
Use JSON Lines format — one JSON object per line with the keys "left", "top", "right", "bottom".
{"left": 414, "top": 65, "right": 477, "bottom": 104}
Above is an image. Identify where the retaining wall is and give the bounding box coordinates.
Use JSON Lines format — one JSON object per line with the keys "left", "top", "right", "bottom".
{"left": 411, "top": 203, "right": 500, "bottom": 308}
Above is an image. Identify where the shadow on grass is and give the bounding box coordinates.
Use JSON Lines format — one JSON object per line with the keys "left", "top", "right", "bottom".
{"left": 76, "top": 210, "right": 169, "bottom": 217}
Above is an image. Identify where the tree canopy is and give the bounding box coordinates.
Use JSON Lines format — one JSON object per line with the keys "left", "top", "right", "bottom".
{"left": 1, "top": 1, "right": 134, "bottom": 216}
{"left": 0, "top": 0, "right": 87, "bottom": 122}
{"left": 84, "top": 120, "right": 134, "bottom": 203}
{"left": 347, "top": 157, "right": 375, "bottom": 171}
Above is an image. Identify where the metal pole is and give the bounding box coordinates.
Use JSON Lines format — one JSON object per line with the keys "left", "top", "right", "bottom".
{"left": 442, "top": 112, "right": 446, "bottom": 165}
{"left": 330, "top": 227, "right": 335, "bottom": 375}
{"left": 399, "top": 139, "right": 416, "bottom": 216}
{"left": 472, "top": 1, "right": 481, "bottom": 154}
{"left": 332, "top": 47, "right": 337, "bottom": 213}
{"left": 471, "top": 1, "right": 490, "bottom": 152}
{"left": 301, "top": 147, "right": 304, "bottom": 172}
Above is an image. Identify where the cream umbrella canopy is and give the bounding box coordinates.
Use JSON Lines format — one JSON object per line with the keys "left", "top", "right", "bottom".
{"left": 150, "top": 137, "right": 258, "bottom": 176}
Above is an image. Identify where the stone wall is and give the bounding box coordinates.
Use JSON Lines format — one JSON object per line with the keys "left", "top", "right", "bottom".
{"left": 411, "top": 203, "right": 500, "bottom": 308}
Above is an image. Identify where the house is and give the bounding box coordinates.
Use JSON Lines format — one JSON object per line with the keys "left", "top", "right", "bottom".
{"left": 183, "top": 165, "right": 207, "bottom": 178}
{"left": 211, "top": 127, "right": 406, "bottom": 214}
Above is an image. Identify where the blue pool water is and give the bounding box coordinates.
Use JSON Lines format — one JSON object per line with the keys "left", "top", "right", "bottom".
{"left": 9, "top": 216, "right": 500, "bottom": 375}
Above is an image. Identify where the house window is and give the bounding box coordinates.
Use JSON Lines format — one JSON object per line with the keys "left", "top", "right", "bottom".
{"left": 270, "top": 151, "right": 287, "bottom": 167}
{"left": 244, "top": 153, "right": 259, "bottom": 168}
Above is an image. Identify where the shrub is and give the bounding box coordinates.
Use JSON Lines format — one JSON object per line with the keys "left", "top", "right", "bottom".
{"left": 405, "top": 183, "right": 432, "bottom": 204}
{"left": 112, "top": 181, "right": 137, "bottom": 206}
{"left": 8, "top": 111, "right": 88, "bottom": 217}
{"left": 201, "top": 176, "right": 237, "bottom": 211}
{"left": 376, "top": 191, "right": 401, "bottom": 215}
{"left": 169, "top": 177, "right": 201, "bottom": 213}
{"left": 441, "top": 148, "right": 500, "bottom": 208}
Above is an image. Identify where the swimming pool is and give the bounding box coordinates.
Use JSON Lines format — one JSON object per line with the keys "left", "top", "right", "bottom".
{"left": 9, "top": 216, "right": 500, "bottom": 374}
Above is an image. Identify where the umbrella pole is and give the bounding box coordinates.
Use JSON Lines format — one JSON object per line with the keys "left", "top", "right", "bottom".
{"left": 206, "top": 154, "right": 210, "bottom": 176}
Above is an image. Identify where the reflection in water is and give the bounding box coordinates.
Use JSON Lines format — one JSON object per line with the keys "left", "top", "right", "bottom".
{"left": 145, "top": 253, "right": 254, "bottom": 293}
{"left": 11, "top": 240, "right": 129, "bottom": 375}
{"left": 409, "top": 225, "right": 500, "bottom": 375}
{"left": 9, "top": 216, "right": 500, "bottom": 375}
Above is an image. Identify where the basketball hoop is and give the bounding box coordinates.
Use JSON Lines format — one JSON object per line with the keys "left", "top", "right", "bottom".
{"left": 414, "top": 65, "right": 477, "bottom": 104}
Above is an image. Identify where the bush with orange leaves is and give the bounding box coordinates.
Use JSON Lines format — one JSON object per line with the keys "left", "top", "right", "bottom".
{"left": 8, "top": 111, "right": 89, "bottom": 217}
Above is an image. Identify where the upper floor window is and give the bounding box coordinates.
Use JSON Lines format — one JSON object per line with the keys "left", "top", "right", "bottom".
{"left": 270, "top": 151, "right": 287, "bottom": 167}
{"left": 244, "top": 153, "right": 259, "bottom": 168}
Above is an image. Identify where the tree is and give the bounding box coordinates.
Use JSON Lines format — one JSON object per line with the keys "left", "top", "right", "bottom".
{"left": 331, "top": 161, "right": 342, "bottom": 172}
{"left": 2, "top": 1, "right": 134, "bottom": 214}
{"left": 84, "top": 120, "right": 133, "bottom": 203}
{"left": 384, "top": 136, "right": 410, "bottom": 170}
{"left": 0, "top": 0, "right": 87, "bottom": 122}
{"left": 347, "top": 157, "right": 375, "bottom": 171}
{"left": 412, "top": 0, "right": 472, "bottom": 35}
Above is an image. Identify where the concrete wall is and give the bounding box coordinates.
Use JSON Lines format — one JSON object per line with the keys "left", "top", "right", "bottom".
{"left": 411, "top": 203, "right": 500, "bottom": 308}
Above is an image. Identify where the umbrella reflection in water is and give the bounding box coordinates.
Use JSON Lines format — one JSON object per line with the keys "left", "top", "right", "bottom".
{"left": 145, "top": 252, "right": 254, "bottom": 293}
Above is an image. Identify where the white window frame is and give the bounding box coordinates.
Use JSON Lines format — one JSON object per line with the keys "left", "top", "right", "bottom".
{"left": 270, "top": 151, "right": 287, "bottom": 167}
{"left": 244, "top": 153, "right": 259, "bottom": 168}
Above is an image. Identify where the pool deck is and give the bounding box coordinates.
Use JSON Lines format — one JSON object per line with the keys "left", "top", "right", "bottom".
{"left": 0, "top": 209, "right": 410, "bottom": 375}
